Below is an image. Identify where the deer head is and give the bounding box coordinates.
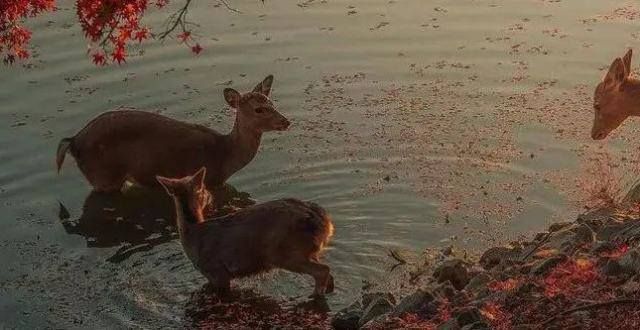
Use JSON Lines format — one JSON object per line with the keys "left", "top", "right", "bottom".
{"left": 591, "top": 49, "right": 637, "bottom": 140}
{"left": 156, "top": 167, "right": 212, "bottom": 223}
{"left": 223, "top": 75, "right": 290, "bottom": 133}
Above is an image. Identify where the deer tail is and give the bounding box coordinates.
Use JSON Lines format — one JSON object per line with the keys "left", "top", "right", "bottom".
{"left": 307, "top": 202, "right": 334, "bottom": 249}
{"left": 56, "top": 137, "right": 73, "bottom": 173}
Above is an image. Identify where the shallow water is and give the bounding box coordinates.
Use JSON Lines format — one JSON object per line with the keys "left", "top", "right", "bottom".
{"left": 3, "top": 0, "right": 640, "bottom": 327}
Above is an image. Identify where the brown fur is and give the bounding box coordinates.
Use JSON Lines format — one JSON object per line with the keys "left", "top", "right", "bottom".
{"left": 592, "top": 49, "right": 640, "bottom": 140}
{"left": 156, "top": 168, "right": 335, "bottom": 296}
{"left": 56, "top": 76, "right": 290, "bottom": 192}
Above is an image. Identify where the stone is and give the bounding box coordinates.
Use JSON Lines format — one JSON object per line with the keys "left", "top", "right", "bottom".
{"left": 391, "top": 289, "right": 434, "bottom": 316}
{"left": 332, "top": 301, "right": 363, "bottom": 330}
{"left": 461, "top": 322, "right": 490, "bottom": 330}
{"left": 548, "top": 221, "right": 572, "bottom": 232}
{"left": 464, "top": 273, "right": 493, "bottom": 293}
{"left": 358, "top": 296, "right": 394, "bottom": 327}
{"left": 619, "top": 248, "right": 640, "bottom": 275}
{"left": 433, "top": 259, "right": 470, "bottom": 290}
{"left": 479, "top": 247, "right": 514, "bottom": 270}
{"left": 361, "top": 291, "right": 395, "bottom": 308}
{"left": 601, "top": 259, "right": 624, "bottom": 277}
{"left": 590, "top": 241, "right": 616, "bottom": 255}
{"left": 454, "top": 307, "right": 483, "bottom": 326}
{"left": 437, "top": 319, "right": 461, "bottom": 330}
{"left": 432, "top": 281, "right": 457, "bottom": 300}
{"left": 530, "top": 254, "right": 567, "bottom": 276}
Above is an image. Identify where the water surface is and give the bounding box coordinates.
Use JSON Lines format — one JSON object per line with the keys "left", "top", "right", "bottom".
{"left": 2, "top": 0, "right": 640, "bottom": 327}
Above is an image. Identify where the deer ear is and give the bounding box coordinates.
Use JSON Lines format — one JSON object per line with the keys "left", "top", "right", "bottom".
{"left": 623, "top": 49, "right": 633, "bottom": 77}
{"left": 604, "top": 57, "right": 626, "bottom": 88}
{"left": 223, "top": 88, "right": 241, "bottom": 108}
{"left": 252, "top": 75, "right": 274, "bottom": 96}
{"left": 190, "top": 167, "right": 207, "bottom": 189}
{"left": 156, "top": 176, "right": 177, "bottom": 196}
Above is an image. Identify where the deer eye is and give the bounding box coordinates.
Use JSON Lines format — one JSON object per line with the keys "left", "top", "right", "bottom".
{"left": 594, "top": 104, "right": 601, "bottom": 111}
{"left": 255, "top": 107, "right": 267, "bottom": 114}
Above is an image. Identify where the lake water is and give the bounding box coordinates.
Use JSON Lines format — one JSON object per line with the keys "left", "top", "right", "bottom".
{"left": 3, "top": 0, "right": 640, "bottom": 328}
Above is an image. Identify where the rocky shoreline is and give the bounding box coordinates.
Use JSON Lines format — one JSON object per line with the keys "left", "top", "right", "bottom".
{"left": 332, "top": 189, "right": 640, "bottom": 329}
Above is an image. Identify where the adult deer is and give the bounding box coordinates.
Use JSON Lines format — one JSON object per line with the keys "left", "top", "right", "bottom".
{"left": 56, "top": 75, "right": 290, "bottom": 192}
{"left": 156, "top": 167, "right": 335, "bottom": 297}
{"left": 591, "top": 49, "right": 639, "bottom": 140}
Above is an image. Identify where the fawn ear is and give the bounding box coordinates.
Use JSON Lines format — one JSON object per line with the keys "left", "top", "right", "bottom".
{"left": 252, "top": 75, "right": 274, "bottom": 96}
{"left": 623, "top": 49, "right": 633, "bottom": 77}
{"left": 604, "top": 57, "right": 626, "bottom": 88}
{"left": 224, "top": 88, "right": 241, "bottom": 108}
{"left": 156, "top": 176, "right": 178, "bottom": 196}
{"left": 190, "top": 167, "right": 207, "bottom": 189}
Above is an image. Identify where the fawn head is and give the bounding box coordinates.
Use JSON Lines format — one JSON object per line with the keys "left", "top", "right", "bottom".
{"left": 223, "top": 75, "right": 290, "bottom": 132}
{"left": 592, "top": 49, "right": 636, "bottom": 140}
{"left": 156, "top": 167, "right": 212, "bottom": 223}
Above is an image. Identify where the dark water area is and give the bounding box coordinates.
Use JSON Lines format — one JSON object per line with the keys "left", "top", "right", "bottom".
{"left": 3, "top": 0, "right": 640, "bottom": 328}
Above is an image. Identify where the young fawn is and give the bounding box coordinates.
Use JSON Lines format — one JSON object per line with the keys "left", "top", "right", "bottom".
{"left": 591, "top": 49, "right": 640, "bottom": 140}
{"left": 56, "top": 75, "right": 290, "bottom": 192}
{"left": 156, "top": 168, "right": 335, "bottom": 296}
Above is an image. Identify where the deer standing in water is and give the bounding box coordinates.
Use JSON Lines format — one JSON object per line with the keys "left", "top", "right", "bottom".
{"left": 156, "top": 167, "right": 335, "bottom": 296}
{"left": 56, "top": 75, "right": 290, "bottom": 192}
{"left": 591, "top": 49, "right": 640, "bottom": 140}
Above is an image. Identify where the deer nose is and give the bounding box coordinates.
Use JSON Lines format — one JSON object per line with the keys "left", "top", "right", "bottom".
{"left": 592, "top": 131, "right": 607, "bottom": 140}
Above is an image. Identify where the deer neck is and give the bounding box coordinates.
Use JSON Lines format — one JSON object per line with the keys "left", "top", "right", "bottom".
{"left": 172, "top": 195, "right": 200, "bottom": 233}
{"left": 626, "top": 79, "right": 640, "bottom": 117}
{"left": 224, "top": 118, "right": 263, "bottom": 177}
{"left": 171, "top": 194, "right": 202, "bottom": 262}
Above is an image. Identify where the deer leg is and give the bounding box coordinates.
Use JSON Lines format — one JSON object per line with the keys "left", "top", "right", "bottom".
{"left": 204, "top": 272, "right": 231, "bottom": 297}
{"left": 79, "top": 161, "right": 126, "bottom": 193}
{"left": 281, "top": 259, "right": 332, "bottom": 296}
{"left": 326, "top": 274, "right": 335, "bottom": 294}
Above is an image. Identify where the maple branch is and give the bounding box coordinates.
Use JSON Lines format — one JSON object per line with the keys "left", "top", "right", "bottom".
{"left": 157, "top": 0, "right": 193, "bottom": 41}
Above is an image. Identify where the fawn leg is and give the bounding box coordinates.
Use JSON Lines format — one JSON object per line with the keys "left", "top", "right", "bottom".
{"left": 282, "top": 259, "right": 332, "bottom": 296}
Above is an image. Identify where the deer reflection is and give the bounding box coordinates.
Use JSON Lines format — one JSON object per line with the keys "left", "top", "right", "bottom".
{"left": 59, "top": 184, "right": 255, "bottom": 263}
{"left": 185, "top": 284, "right": 330, "bottom": 329}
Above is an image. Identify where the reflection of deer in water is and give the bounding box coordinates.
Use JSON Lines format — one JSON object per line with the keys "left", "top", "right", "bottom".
{"left": 56, "top": 75, "right": 289, "bottom": 192}
{"left": 59, "top": 184, "right": 255, "bottom": 263}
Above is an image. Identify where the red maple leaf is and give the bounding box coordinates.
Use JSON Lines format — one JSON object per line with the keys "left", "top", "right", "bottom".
{"left": 191, "top": 43, "right": 203, "bottom": 55}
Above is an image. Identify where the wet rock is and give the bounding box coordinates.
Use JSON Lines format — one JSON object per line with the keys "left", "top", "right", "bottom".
{"left": 433, "top": 281, "right": 457, "bottom": 300}
{"left": 547, "top": 224, "right": 595, "bottom": 253}
{"left": 601, "top": 259, "right": 624, "bottom": 277}
{"left": 359, "top": 295, "right": 394, "bottom": 327}
{"left": 515, "top": 282, "right": 542, "bottom": 297}
{"left": 461, "top": 321, "right": 490, "bottom": 330}
{"left": 479, "top": 247, "right": 515, "bottom": 270}
{"left": 465, "top": 272, "right": 492, "bottom": 294}
{"left": 619, "top": 248, "right": 640, "bottom": 275}
{"left": 332, "top": 301, "right": 362, "bottom": 330}
{"left": 548, "top": 221, "right": 572, "bottom": 233}
{"left": 362, "top": 291, "right": 395, "bottom": 307}
{"left": 530, "top": 254, "right": 567, "bottom": 276}
{"left": 434, "top": 259, "right": 470, "bottom": 290}
{"left": 591, "top": 241, "right": 616, "bottom": 255}
{"left": 454, "top": 307, "right": 483, "bottom": 326}
{"left": 391, "top": 289, "right": 434, "bottom": 316}
{"left": 611, "top": 221, "right": 640, "bottom": 243}
{"left": 437, "top": 319, "right": 461, "bottom": 330}
{"left": 361, "top": 314, "right": 389, "bottom": 329}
